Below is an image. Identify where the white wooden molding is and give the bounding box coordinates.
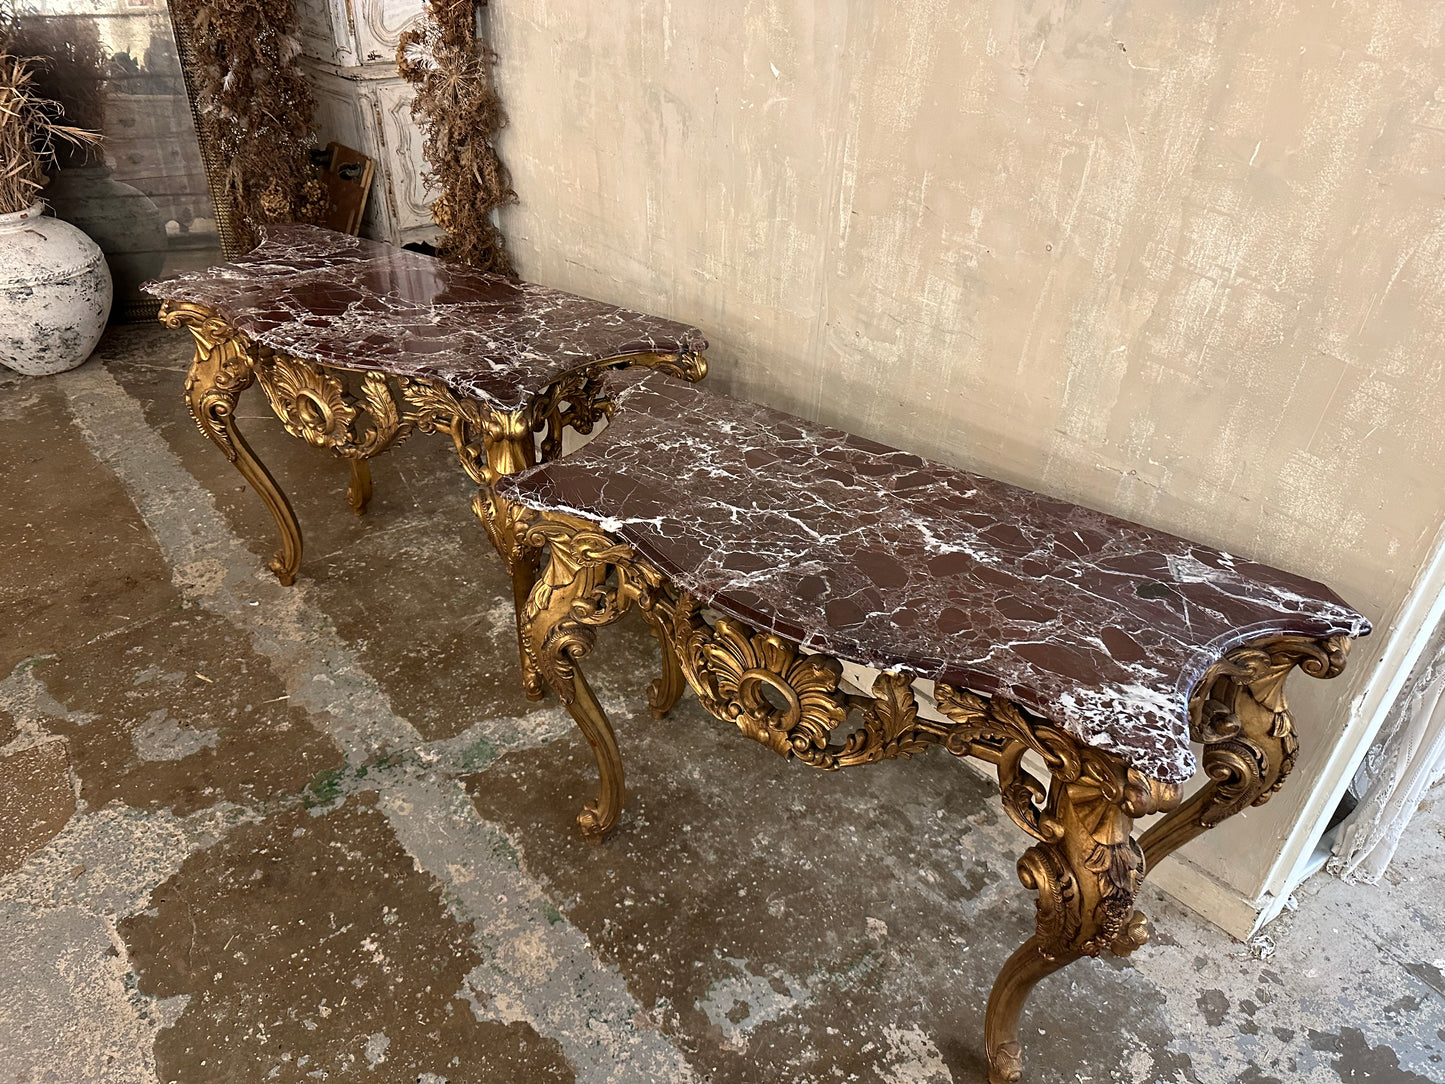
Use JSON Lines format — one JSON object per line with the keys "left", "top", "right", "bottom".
{"left": 1253, "top": 515, "right": 1445, "bottom": 932}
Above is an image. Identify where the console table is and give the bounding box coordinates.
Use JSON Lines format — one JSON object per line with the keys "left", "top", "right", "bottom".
{"left": 495, "top": 370, "right": 1371, "bottom": 1084}
{"left": 144, "top": 226, "right": 707, "bottom": 696}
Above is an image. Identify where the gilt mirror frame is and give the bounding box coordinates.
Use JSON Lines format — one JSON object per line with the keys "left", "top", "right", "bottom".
{"left": 165, "top": 2, "right": 245, "bottom": 259}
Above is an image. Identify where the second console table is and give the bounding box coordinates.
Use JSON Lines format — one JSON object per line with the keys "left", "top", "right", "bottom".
{"left": 496, "top": 370, "right": 1372, "bottom": 1083}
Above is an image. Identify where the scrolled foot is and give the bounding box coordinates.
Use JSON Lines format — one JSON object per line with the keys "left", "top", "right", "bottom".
{"left": 522, "top": 663, "right": 547, "bottom": 702}
{"left": 269, "top": 555, "right": 297, "bottom": 587}
{"left": 577, "top": 798, "right": 618, "bottom": 843}
{"left": 1113, "top": 909, "right": 1152, "bottom": 955}
{"left": 987, "top": 1040, "right": 1024, "bottom": 1084}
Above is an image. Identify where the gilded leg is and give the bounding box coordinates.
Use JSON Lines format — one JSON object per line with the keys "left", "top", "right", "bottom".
{"left": 1140, "top": 636, "right": 1347, "bottom": 870}
{"left": 562, "top": 664, "right": 626, "bottom": 841}
{"left": 347, "top": 459, "right": 373, "bottom": 515}
{"left": 524, "top": 548, "right": 624, "bottom": 838}
{"left": 645, "top": 614, "right": 686, "bottom": 718}
{"left": 511, "top": 547, "right": 545, "bottom": 701}
{"left": 983, "top": 768, "right": 1171, "bottom": 1084}
{"left": 518, "top": 513, "right": 665, "bottom": 841}
{"left": 171, "top": 305, "right": 302, "bottom": 586}
{"left": 930, "top": 689, "right": 1181, "bottom": 1084}
{"left": 483, "top": 409, "right": 546, "bottom": 700}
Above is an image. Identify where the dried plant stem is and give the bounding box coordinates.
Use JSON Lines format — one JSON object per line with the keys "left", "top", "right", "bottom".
{"left": 0, "top": 4, "right": 101, "bottom": 215}
{"left": 169, "top": 0, "right": 322, "bottom": 249}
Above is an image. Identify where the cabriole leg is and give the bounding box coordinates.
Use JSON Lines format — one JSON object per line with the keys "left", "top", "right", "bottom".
{"left": 560, "top": 665, "right": 626, "bottom": 841}
{"left": 174, "top": 308, "right": 302, "bottom": 586}
{"left": 983, "top": 769, "right": 1169, "bottom": 1084}
{"left": 347, "top": 459, "right": 372, "bottom": 515}
{"left": 517, "top": 512, "right": 663, "bottom": 841}
{"left": 930, "top": 688, "right": 1182, "bottom": 1084}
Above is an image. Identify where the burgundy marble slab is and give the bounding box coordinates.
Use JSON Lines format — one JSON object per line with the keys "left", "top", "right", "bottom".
{"left": 497, "top": 372, "right": 1370, "bottom": 783}
{"left": 142, "top": 225, "right": 708, "bottom": 412}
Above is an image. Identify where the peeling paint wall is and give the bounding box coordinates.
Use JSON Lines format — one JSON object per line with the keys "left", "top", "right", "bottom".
{"left": 488, "top": 1, "right": 1445, "bottom": 904}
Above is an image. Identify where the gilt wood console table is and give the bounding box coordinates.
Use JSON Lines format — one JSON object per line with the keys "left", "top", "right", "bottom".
{"left": 495, "top": 371, "right": 1371, "bottom": 1084}
{"left": 143, "top": 225, "right": 707, "bottom": 695}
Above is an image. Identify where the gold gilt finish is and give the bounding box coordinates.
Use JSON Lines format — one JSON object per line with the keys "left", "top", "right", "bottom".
{"left": 162, "top": 301, "right": 706, "bottom": 695}
{"left": 166, "top": 300, "right": 1342, "bottom": 1084}
{"left": 166, "top": 302, "right": 302, "bottom": 585}
{"left": 513, "top": 506, "right": 1350, "bottom": 1084}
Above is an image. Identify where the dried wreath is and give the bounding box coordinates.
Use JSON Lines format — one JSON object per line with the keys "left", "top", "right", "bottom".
{"left": 398, "top": 0, "right": 516, "bottom": 276}
{"left": 171, "top": 0, "right": 323, "bottom": 250}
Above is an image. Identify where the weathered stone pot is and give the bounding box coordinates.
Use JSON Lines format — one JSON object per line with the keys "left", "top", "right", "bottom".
{"left": 46, "top": 165, "right": 168, "bottom": 300}
{"left": 0, "top": 201, "right": 113, "bottom": 376}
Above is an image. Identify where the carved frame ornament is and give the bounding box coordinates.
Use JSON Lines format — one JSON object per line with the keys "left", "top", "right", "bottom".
{"left": 512, "top": 504, "right": 1351, "bottom": 1084}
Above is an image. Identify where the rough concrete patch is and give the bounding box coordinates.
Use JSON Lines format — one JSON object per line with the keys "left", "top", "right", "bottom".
{"left": 0, "top": 905, "right": 177, "bottom": 1084}
{"left": 698, "top": 957, "right": 809, "bottom": 1049}
{"left": 0, "top": 802, "right": 245, "bottom": 1083}
{"left": 362, "top": 1030, "right": 390, "bottom": 1068}
{"left": 0, "top": 802, "right": 250, "bottom": 917}
{"left": 129, "top": 709, "right": 221, "bottom": 762}
{"left": 1309, "top": 1025, "right": 1439, "bottom": 1083}
{"left": 120, "top": 794, "right": 573, "bottom": 1083}
{"left": 1196, "top": 987, "right": 1230, "bottom": 1027}
{"left": 878, "top": 1024, "right": 953, "bottom": 1084}
{"left": 376, "top": 771, "right": 698, "bottom": 1084}
{"left": 0, "top": 740, "right": 76, "bottom": 877}
{"left": 1, "top": 656, "right": 98, "bottom": 745}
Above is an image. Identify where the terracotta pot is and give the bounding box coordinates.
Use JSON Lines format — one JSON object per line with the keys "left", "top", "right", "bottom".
{"left": 0, "top": 201, "right": 113, "bottom": 376}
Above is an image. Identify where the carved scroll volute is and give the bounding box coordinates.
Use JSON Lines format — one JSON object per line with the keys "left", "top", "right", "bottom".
{"left": 931, "top": 683, "right": 1181, "bottom": 961}
{"left": 1138, "top": 633, "right": 1349, "bottom": 877}
{"left": 165, "top": 301, "right": 255, "bottom": 462}
{"left": 536, "top": 368, "right": 611, "bottom": 463}
{"left": 399, "top": 378, "right": 490, "bottom": 485}
{"left": 1197, "top": 634, "right": 1348, "bottom": 813}
{"left": 518, "top": 513, "right": 660, "bottom": 701}
{"left": 669, "top": 595, "right": 851, "bottom": 759}
{"left": 644, "top": 351, "right": 709, "bottom": 384}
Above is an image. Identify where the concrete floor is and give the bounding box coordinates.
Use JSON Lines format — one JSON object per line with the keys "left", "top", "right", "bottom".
{"left": 1, "top": 323, "right": 1443, "bottom": 1084}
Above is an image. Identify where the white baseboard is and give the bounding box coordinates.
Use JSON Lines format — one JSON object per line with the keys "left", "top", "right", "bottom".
{"left": 1145, "top": 854, "right": 1264, "bottom": 942}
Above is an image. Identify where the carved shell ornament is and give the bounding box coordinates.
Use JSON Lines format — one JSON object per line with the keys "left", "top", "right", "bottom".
{"left": 673, "top": 598, "right": 849, "bottom": 757}
{"left": 259, "top": 355, "right": 357, "bottom": 447}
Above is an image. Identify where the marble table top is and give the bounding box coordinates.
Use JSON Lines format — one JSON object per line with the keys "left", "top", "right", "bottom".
{"left": 497, "top": 372, "right": 1371, "bottom": 782}
{"left": 143, "top": 225, "right": 708, "bottom": 412}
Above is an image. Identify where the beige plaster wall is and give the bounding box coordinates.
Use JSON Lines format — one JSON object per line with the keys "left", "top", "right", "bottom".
{"left": 488, "top": 0, "right": 1445, "bottom": 903}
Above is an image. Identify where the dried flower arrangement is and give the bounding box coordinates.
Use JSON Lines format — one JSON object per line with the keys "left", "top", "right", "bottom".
{"left": 12, "top": 13, "right": 105, "bottom": 171}
{"left": 398, "top": 0, "right": 517, "bottom": 276}
{"left": 170, "top": 0, "right": 323, "bottom": 250}
{"left": 0, "top": 2, "right": 100, "bottom": 215}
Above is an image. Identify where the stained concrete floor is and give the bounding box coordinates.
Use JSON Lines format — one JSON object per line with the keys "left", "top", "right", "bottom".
{"left": 1, "top": 323, "right": 1442, "bottom": 1084}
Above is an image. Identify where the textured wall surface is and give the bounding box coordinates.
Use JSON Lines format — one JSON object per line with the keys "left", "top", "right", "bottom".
{"left": 489, "top": 1, "right": 1445, "bottom": 902}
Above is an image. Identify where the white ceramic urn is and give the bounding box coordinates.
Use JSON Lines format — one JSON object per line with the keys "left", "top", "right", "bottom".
{"left": 0, "top": 201, "right": 113, "bottom": 376}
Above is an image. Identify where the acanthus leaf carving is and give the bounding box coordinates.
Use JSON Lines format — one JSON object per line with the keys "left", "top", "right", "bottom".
{"left": 254, "top": 353, "right": 414, "bottom": 458}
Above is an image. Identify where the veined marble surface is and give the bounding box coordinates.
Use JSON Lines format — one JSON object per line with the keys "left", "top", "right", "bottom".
{"left": 142, "top": 225, "right": 708, "bottom": 411}
{"left": 498, "top": 372, "right": 1371, "bottom": 783}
